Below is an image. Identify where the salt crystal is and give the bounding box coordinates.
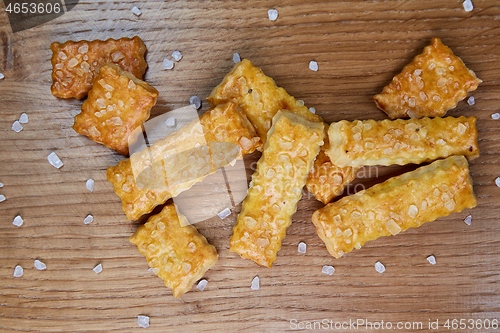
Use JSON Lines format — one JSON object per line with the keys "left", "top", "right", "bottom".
{"left": 309, "top": 61, "right": 318, "bottom": 72}
{"left": 189, "top": 95, "right": 201, "bottom": 110}
{"left": 197, "top": 279, "right": 208, "bottom": 291}
{"left": 268, "top": 9, "right": 278, "bottom": 21}
{"left": 491, "top": 113, "right": 500, "bottom": 120}
{"left": 463, "top": 0, "right": 473, "bottom": 12}
{"left": 137, "top": 315, "right": 150, "bottom": 328}
{"left": 84, "top": 215, "right": 94, "bottom": 224}
{"left": 86, "top": 179, "right": 95, "bottom": 192}
{"left": 93, "top": 263, "right": 103, "bottom": 273}
{"left": 131, "top": 6, "right": 142, "bottom": 16}
{"left": 148, "top": 267, "right": 154, "bottom": 272}
{"left": 13, "top": 215, "right": 23, "bottom": 227}
{"left": 165, "top": 117, "right": 176, "bottom": 127}
{"left": 217, "top": 208, "right": 231, "bottom": 219}
{"left": 19, "top": 113, "right": 29, "bottom": 124}
{"left": 0, "top": 183, "right": 3, "bottom": 187}
{"left": 163, "top": 58, "right": 174, "bottom": 70}
{"left": 427, "top": 255, "right": 436, "bottom": 265}
{"left": 375, "top": 261, "right": 385, "bottom": 273}
{"left": 464, "top": 214, "right": 472, "bottom": 226}
{"left": 12, "top": 121, "right": 23, "bottom": 133}
{"left": 251, "top": 276, "right": 260, "bottom": 290}
{"left": 0, "top": 195, "right": 5, "bottom": 202}
{"left": 172, "top": 50, "right": 182, "bottom": 61}
{"left": 298, "top": 242, "right": 307, "bottom": 254}
{"left": 34, "top": 260, "right": 47, "bottom": 270}
{"left": 322, "top": 265, "right": 335, "bottom": 275}
{"left": 467, "top": 96, "right": 475, "bottom": 105}
{"left": 0, "top": 73, "right": 4, "bottom": 80}
{"left": 309, "top": 107, "right": 316, "bottom": 114}
{"left": 13, "top": 265, "right": 23, "bottom": 277}
{"left": 47, "top": 152, "right": 63, "bottom": 169}
{"left": 233, "top": 53, "right": 241, "bottom": 63}
{"left": 495, "top": 177, "right": 500, "bottom": 188}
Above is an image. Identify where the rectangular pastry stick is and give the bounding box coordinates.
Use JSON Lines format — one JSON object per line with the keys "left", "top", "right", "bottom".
{"left": 327, "top": 116, "right": 478, "bottom": 167}
{"left": 312, "top": 156, "right": 477, "bottom": 259}
{"left": 230, "top": 111, "right": 325, "bottom": 267}
{"left": 107, "top": 102, "right": 262, "bottom": 220}
{"left": 129, "top": 204, "right": 218, "bottom": 298}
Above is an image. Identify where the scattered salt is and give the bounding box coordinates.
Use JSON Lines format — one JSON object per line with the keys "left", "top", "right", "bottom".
{"left": 427, "top": 255, "right": 436, "bottom": 265}
{"left": 463, "top": 0, "right": 473, "bottom": 12}
{"left": 375, "top": 261, "right": 385, "bottom": 273}
{"left": 47, "top": 152, "right": 63, "bottom": 169}
{"left": 0, "top": 183, "right": 3, "bottom": 187}
{"left": 148, "top": 267, "right": 154, "bottom": 272}
{"left": 93, "top": 263, "right": 103, "bottom": 273}
{"left": 165, "top": 117, "right": 176, "bottom": 127}
{"left": 251, "top": 276, "right": 260, "bottom": 290}
{"left": 492, "top": 113, "right": 500, "bottom": 120}
{"left": 34, "top": 260, "right": 47, "bottom": 270}
{"left": 138, "top": 315, "right": 150, "bottom": 328}
{"left": 189, "top": 95, "right": 202, "bottom": 110}
{"left": 268, "top": 9, "right": 278, "bottom": 21}
{"left": 172, "top": 51, "right": 182, "bottom": 61}
{"left": 13, "top": 215, "right": 23, "bottom": 227}
{"left": 86, "top": 179, "right": 95, "bottom": 192}
{"left": 12, "top": 121, "right": 23, "bottom": 133}
{"left": 298, "top": 242, "right": 307, "bottom": 254}
{"left": 131, "top": 6, "right": 142, "bottom": 16}
{"left": 0, "top": 195, "right": 5, "bottom": 202}
{"left": 0, "top": 73, "right": 4, "bottom": 80}
{"left": 197, "top": 279, "right": 208, "bottom": 291}
{"left": 217, "top": 208, "right": 231, "bottom": 219}
{"left": 84, "top": 215, "right": 94, "bottom": 224}
{"left": 322, "top": 265, "right": 335, "bottom": 275}
{"left": 309, "top": 107, "right": 316, "bottom": 114}
{"left": 309, "top": 61, "right": 318, "bottom": 72}
{"left": 233, "top": 53, "right": 241, "bottom": 63}
{"left": 163, "top": 58, "right": 174, "bottom": 70}
{"left": 495, "top": 177, "right": 500, "bottom": 188}
{"left": 467, "top": 96, "right": 475, "bottom": 105}
{"left": 19, "top": 113, "right": 29, "bottom": 124}
{"left": 464, "top": 214, "right": 472, "bottom": 226}
{"left": 13, "top": 265, "right": 23, "bottom": 277}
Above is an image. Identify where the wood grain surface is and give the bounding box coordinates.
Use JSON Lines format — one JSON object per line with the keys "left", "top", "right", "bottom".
{"left": 1, "top": 1, "right": 500, "bottom": 332}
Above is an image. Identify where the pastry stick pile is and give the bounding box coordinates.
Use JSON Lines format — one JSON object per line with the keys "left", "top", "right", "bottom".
{"left": 51, "top": 36, "right": 481, "bottom": 298}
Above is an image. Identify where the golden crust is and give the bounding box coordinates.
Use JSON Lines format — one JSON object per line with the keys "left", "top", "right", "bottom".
{"left": 312, "top": 156, "right": 477, "bottom": 259}
{"left": 50, "top": 36, "right": 148, "bottom": 99}
{"left": 106, "top": 102, "right": 262, "bottom": 220}
{"left": 327, "top": 116, "right": 479, "bottom": 167}
{"left": 229, "top": 112, "right": 325, "bottom": 267}
{"left": 73, "top": 64, "right": 158, "bottom": 156}
{"left": 374, "top": 37, "right": 482, "bottom": 119}
{"left": 129, "top": 204, "right": 218, "bottom": 298}
{"left": 207, "top": 59, "right": 322, "bottom": 142}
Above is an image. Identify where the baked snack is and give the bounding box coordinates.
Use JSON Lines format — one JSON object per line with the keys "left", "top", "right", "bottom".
{"left": 107, "top": 102, "right": 262, "bottom": 220}
{"left": 73, "top": 64, "right": 158, "bottom": 156}
{"left": 50, "top": 36, "right": 148, "bottom": 99}
{"left": 374, "top": 37, "right": 482, "bottom": 119}
{"left": 230, "top": 111, "right": 325, "bottom": 267}
{"left": 129, "top": 204, "right": 218, "bottom": 298}
{"left": 311, "top": 155, "right": 477, "bottom": 259}
{"left": 327, "top": 116, "right": 478, "bottom": 167}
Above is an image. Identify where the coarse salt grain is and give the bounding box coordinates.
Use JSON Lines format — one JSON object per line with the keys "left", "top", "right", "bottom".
{"left": 47, "top": 152, "right": 63, "bottom": 169}
{"left": 217, "top": 207, "right": 231, "bottom": 219}
{"left": 137, "top": 315, "right": 150, "bottom": 328}
{"left": 34, "top": 260, "right": 47, "bottom": 270}
{"left": 93, "top": 263, "right": 103, "bottom": 273}
{"left": 13, "top": 265, "right": 23, "bottom": 277}
{"left": 268, "top": 9, "right": 278, "bottom": 21}
{"left": 495, "top": 177, "right": 500, "bottom": 188}
{"left": 165, "top": 117, "right": 176, "bottom": 127}
{"left": 163, "top": 58, "right": 174, "bottom": 70}
{"left": 84, "top": 215, "right": 94, "bottom": 224}
{"left": 233, "top": 53, "right": 241, "bottom": 63}
{"left": 322, "top": 265, "right": 335, "bottom": 275}
{"left": 172, "top": 50, "right": 182, "bottom": 61}
{"left": 463, "top": 0, "right": 473, "bottom": 12}
{"left": 309, "top": 61, "right": 318, "bottom": 72}
{"left": 0, "top": 183, "right": 3, "bottom": 187}
{"left": 464, "top": 214, "right": 472, "bottom": 226}
{"left": 86, "top": 179, "right": 95, "bottom": 192}
{"left": 375, "top": 261, "right": 385, "bottom": 273}
{"left": 427, "top": 255, "right": 436, "bottom": 265}
{"left": 19, "top": 113, "right": 29, "bottom": 124}
{"left": 491, "top": 113, "right": 500, "bottom": 120}
{"left": 197, "top": 279, "right": 208, "bottom": 291}
{"left": 467, "top": 96, "right": 475, "bottom": 105}
{"left": 148, "top": 267, "right": 154, "bottom": 272}
{"left": 12, "top": 121, "right": 23, "bottom": 133}
{"left": 298, "top": 242, "right": 307, "bottom": 254}
{"left": 309, "top": 107, "right": 316, "bottom": 114}
{"left": 131, "top": 6, "right": 142, "bottom": 16}
{"left": 189, "top": 95, "right": 202, "bottom": 110}
{"left": 13, "top": 215, "right": 23, "bottom": 227}
{"left": 251, "top": 276, "right": 260, "bottom": 290}
{"left": 0, "top": 195, "right": 5, "bottom": 202}
{"left": 0, "top": 73, "right": 4, "bottom": 80}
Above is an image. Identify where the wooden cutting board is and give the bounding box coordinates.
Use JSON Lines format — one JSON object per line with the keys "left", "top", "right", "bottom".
{"left": 1, "top": 1, "right": 499, "bottom": 332}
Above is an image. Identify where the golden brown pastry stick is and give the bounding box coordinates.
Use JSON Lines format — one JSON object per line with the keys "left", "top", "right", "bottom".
{"left": 130, "top": 204, "right": 218, "bottom": 298}
{"left": 374, "top": 37, "right": 482, "bottom": 119}
{"left": 230, "top": 111, "right": 325, "bottom": 267}
{"left": 327, "top": 116, "right": 478, "bottom": 168}
{"left": 106, "top": 102, "right": 262, "bottom": 220}
{"left": 312, "top": 156, "right": 477, "bottom": 259}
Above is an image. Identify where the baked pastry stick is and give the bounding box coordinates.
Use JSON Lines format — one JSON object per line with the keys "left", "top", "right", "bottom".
{"left": 327, "top": 116, "right": 478, "bottom": 168}
{"left": 130, "top": 204, "right": 218, "bottom": 297}
{"left": 374, "top": 37, "right": 481, "bottom": 119}
{"left": 312, "top": 156, "right": 477, "bottom": 259}
{"left": 230, "top": 111, "right": 325, "bottom": 267}
{"left": 107, "top": 102, "right": 262, "bottom": 220}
